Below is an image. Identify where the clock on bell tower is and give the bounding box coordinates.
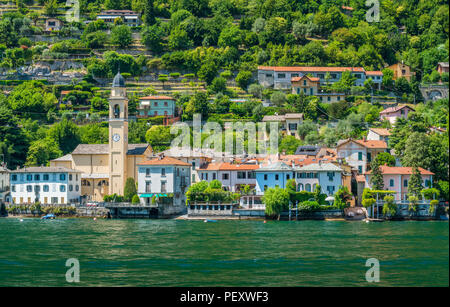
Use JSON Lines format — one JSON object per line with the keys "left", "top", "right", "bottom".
{"left": 108, "top": 71, "right": 129, "bottom": 195}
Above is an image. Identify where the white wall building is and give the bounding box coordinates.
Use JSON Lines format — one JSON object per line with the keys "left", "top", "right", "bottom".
{"left": 0, "top": 164, "right": 10, "bottom": 203}
{"left": 137, "top": 156, "right": 191, "bottom": 208}
{"left": 336, "top": 139, "right": 388, "bottom": 174}
{"left": 294, "top": 163, "right": 343, "bottom": 196}
{"left": 10, "top": 167, "right": 82, "bottom": 204}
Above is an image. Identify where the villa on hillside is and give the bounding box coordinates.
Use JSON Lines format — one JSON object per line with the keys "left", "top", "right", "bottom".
{"left": 262, "top": 113, "right": 304, "bottom": 139}
{"left": 257, "top": 66, "right": 383, "bottom": 89}
{"left": 291, "top": 75, "right": 348, "bottom": 103}
{"left": 336, "top": 138, "right": 388, "bottom": 174}
{"left": 137, "top": 96, "right": 177, "bottom": 118}
{"left": 365, "top": 166, "right": 434, "bottom": 201}
{"left": 387, "top": 62, "right": 415, "bottom": 81}
{"left": 379, "top": 105, "right": 414, "bottom": 124}
{"left": 96, "top": 10, "right": 141, "bottom": 27}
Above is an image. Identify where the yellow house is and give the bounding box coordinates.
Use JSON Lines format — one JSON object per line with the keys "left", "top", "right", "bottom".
{"left": 387, "top": 62, "right": 415, "bottom": 81}
{"left": 51, "top": 72, "right": 152, "bottom": 202}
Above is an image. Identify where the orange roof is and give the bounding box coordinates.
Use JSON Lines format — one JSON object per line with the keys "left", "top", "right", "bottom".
{"left": 354, "top": 139, "right": 387, "bottom": 149}
{"left": 198, "top": 163, "right": 222, "bottom": 171}
{"left": 140, "top": 96, "right": 174, "bottom": 100}
{"left": 60, "top": 90, "right": 71, "bottom": 95}
{"left": 366, "top": 166, "right": 434, "bottom": 175}
{"left": 338, "top": 139, "right": 388, "bottom": 149}
{"left": 366, "top": 71, "right": 383, "bottom": 76}
{"left": 341, "top": 5, "right": 354, "bottom": 10}
{"left": 380, "top": 105, "right": 414, "bottom": 114}
{"left": 219, "top": 163, "right": 260, "bottom": 171}
{"left": 370, "top": 128, "right": 391, "bottom": 136}
{"left": 291, "top": 75, "right": 320, "bottom": 82}
{"left": 258, "top": 66, "right": 365, "bottom": 72}
{"left": 138, "top": 156, "right": 190, "bottom": 166}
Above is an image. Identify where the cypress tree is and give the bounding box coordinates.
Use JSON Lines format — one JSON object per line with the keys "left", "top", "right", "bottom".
{"left": 408, "top": 166, "right": 423, "bottom": 196}
{"left": 144, "top": 0, "right": 156, "bottom": 25}
{"left": 370, "top": 160, "right": 384, "bottom": 190}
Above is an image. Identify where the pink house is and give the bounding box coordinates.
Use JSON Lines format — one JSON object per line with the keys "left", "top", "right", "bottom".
{"left": 365, "top": 166, "right": 434, "bottom": 201}
{"left": 379, "top": 105, "right": 414, "bottom": 124}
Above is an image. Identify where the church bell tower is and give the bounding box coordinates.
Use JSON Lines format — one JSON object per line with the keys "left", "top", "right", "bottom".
{"left": 109, "top": 71, "right": 128, "bottom": 195}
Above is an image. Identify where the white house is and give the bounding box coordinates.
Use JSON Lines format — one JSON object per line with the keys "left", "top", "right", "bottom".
{"left": 262, "top": 113, "right": 304, "bottom": 139}
{"left": 10, "top": 167, "right": 82, "bottom": 205}
{"left": 367, "top": 128, "right": 391, "bottom": 143}
{"left": 137, "top": 155, "right": 191, "bottom": 209}
{"left": 294, "top": 163, "right": 343, "bottom": 196}
{"left": 336, "top": 139, "right": 388, "bottom": 174}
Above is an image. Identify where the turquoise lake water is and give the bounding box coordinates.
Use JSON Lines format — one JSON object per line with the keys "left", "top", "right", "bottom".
{"left": 0, "top": 218, "right": 448, "bottom": 286}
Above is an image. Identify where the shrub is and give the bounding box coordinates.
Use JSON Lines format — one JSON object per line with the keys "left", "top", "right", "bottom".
{"left": 132, "top": 194, "right": 140, "bottom": 204}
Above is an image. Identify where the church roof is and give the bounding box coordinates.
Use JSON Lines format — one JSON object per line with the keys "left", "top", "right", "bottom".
{"left": 112, "top": 72, "right": 125, "bottom": 87}
{"left": 70, "top": 144, "right": 149, "bottom": 155}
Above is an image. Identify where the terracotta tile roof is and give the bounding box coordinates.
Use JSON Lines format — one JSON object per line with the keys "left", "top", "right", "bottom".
{"left": 258, "top": 66, "right": 365, "bottom": 72}
{"left": 219, "top": 163, "right": 260, "bottom": 171}
{"left": 138, "top": 156, "right": 190, "bottom": 166}
{"left": 369, "top": 128, "right": 391, "bottom": 136}
{"left": 140, "top": 96, "right": 174, "bottom": 100}
{"left": 379, "top": 105, "right": 414, "bottom": 114}
{"left": 366, "top": 71, "right": 383, "bottom": 76}
{"left": 291, "top": 75, "right": 320, "bottom": 82}
{"left": 198, "top": 163, "right": 222, "bottom": 171}
{"left": 341, "top": 5, "right": 354, "bottom": 10}
{"left": 337, "top": 139, "right": 388, "bottom": 149}
{"left": 366, "top": 166, "right": 434, "bottom": 175}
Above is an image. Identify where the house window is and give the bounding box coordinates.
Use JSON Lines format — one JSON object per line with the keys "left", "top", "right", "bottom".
{"left": 60, "top": 185, "right": 66, "bottom": 192}
{"left": 425, "top": 180, "right": 430, "bottom": 187}
{"left": 69, "top": 174, "right": 72, "bottom": 181}
{"left": 11, "top": 185, "right": 16, "bottom": 192}
{"left": 337, "top": 96, "right": 341, "bottom": 101}
{"left": 327, "top": 172, "right": 335, "bottom": 181}
{"left": 222, "top": 173, "right": 229, "bottom": 180}
{"left": 146, "top": 168, "right": 150, "bottom": 176}
{"left": 154, "top": 102, "right": 158, "bottom": 106}
{"left": 277, "top": 73, "right": 286, "bottom": 78}
{"left": 275, "top": 174, "right": 279, "bottom": 180}
{"left": 264, "top": 185, "right": 268, "bottom": 191}
{"left": 286, "top": 174, "right": 290, "bottom": 180}
{"left": 34, "top": 174, "right": 40, "bottom": 181}
{"left": 76, "top": 185, "right": 79, "bottom": 191}
{"left": 27, "top": 185, "right": 32, "bottom": 192}
{"left": 303, "top": 80, "right": 307, "bottom": 86}
{"left": 145, "top": 181, "right": 151, "bottom": 193}
{"left": 404, "top": 179, "right": 408, "bottom": 187}
{"left": 358, "top": 152, "right": 363, "bottom": 161}
{"left": 327, "top": 96, "right": 331, "bottom": 102}
{"left": 43, "top": 174, "right": 49, "bottom": 181}
{"left": 69, "top": 185, "right": 73, "bottom": 191}
{"left": 11, "top": 175, "right": 17, "bottom": 181}
{"left": 60, "top": 174, "right": 66, "bottom": 181}
{"left": 248, "top": 172, "right": 255, "bottom": 179}
{"left": 213, "top": 173, "right": 216, "bottom": 180}
{"left": 297, "top": 183, "right": 303, "bottom": 191}
{"left": 367, "top": 152, "right": 372, "bottom": 162}
{"left": 327, "top": 186, "right": 335, "bottom": 195}
{"left": 389, "top": 179, "right": 394, "bottom": 187}
{"left": 27, "top": 174, "right": 32, "bottom": 181}
{"left": 161, "top": 168, "right": 166, "bottom": 176}
{"left": 310, "top": 88, "right": 313, "bottom": 95}
{"left": 358, "top": 166, "right": 363, "bottom": 173}
{"left": 264, "top": 174, "right": 268, "bottom": 180}
{"left": 43, "top": 185, "right": 49, "bottom": 192}
{"left": 161, "top": 181, "right": 167, "bottom": 193}
{"left": 305, "top": 184, "right": 311, "bottom": 192}
{"left": 164, "top": 101, "right": 168, "bottom": 106}
{"left": 237, "top": 172, "right": 246, "bottom": 179}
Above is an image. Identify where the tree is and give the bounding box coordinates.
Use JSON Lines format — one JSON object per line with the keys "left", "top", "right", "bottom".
{"left": 218, "top": 25, "right": 242, "bottom": 48}
{"left": 334, "top": 186, "right": 352, "bottom": 209}
{"left": 210, "top": 77, "right": 227, "bottom": 93}
{"left": 141, "top": 24, "right": 165, "bottom": 54}
{"left": 270, "top": 91, "right": 286, "bottom": 107}
{"left": 248, "top": 83, "right": 263, "bottom": 98}
{"left": 0, "top": 104, "right": 28, "bottom": 168}
{"left": 262, "top": 187, "right": 289, "bottom": 219}
{"left": 297, "top": 120, "right": 317, "bottom": 140}
{"left": 382, "top": 195, "right": 397, "bottom": 218}
{"left": 84, "top": 31, "right": 108, "bottom": 49}
{"left": 143, "top": 0, "right": 156, "bottom": 25}
{"left": 111, "top": 25, "right": 133, "bottom": 48}
{"left": 235, "top": 70, "right": 252, "bottom": 90}
{"left": 124, "top": 178, "right": 138, "bottom": 202}
{"left": 145, "top": 125, "right": 173, "bottom": 152}
{"left": 44, "top": 0, "right": 58, "bottom": 16}
{"left": 373, "top": 152, "right": 396, "bottom": 167}
{"left": 183, "top": 91, "right": 209, "bottom": 120}
{"left": 197, "top": 60, "right": 218, "bottom": 85}
{"left": 279, "top": 136, "right": 302, "bottom": 155}
{"left": 25, "top": 137, "right": 62, "bottom": 167}
{"left": 370, "top": 160, "right": 385, "bottom": 190}
{"left": 47, "top": 119, "right": 81, "bottom": 154}
{"left": 408, "top": 166, "right": 424, "bottom": 197}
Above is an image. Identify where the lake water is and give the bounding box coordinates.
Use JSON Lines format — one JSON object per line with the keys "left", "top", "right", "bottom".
{"left": 0, "top": 218, "right": 448, "bottom": 286}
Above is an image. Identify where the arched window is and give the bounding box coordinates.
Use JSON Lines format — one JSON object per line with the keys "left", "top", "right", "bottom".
{"left": 297, "top": 183, "right": 303, "bottom": 192}
{"left": 305, "top": 184, "right": 311, "bottom": 192}
{"left": 114, "top": 104, "right": 120, "bottom": 118}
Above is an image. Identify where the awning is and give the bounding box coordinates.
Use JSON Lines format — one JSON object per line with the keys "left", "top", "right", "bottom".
{"left": 139, "top": 193, "right": 169, "bottom": 198}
